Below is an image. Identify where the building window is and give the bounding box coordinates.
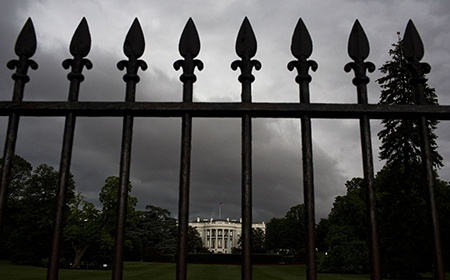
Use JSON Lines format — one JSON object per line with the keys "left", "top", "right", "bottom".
{"left": 224, "top": 239, "right": 227, "bottom": 249}
{"left": 218, "top": 239, "right": 222, "bottom": 248}
{"left": 207, "top": 230, "right": 210, "bottom": 237}
{"left": 230, "top": 230, "right": 233, "bottom": 237}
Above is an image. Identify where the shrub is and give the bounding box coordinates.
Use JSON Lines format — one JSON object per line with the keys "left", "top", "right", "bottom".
{"left": 252, "top": 254, "right": 283, "bottom": 264}
{"left": 185, "top": 253, "right": 285, "bottom": 265}
{"left": 281, "top": 255, "right": 294, "bottom": 264}
{"left": 159, "top": 254, "right": 176, "bottom": 263}
{"left": 294, "top": 248, "right": 306, "bottom": 264}
{"left": 124, "top": 235, "right": 143, "bottom": 261}
{"left": 187, "top": 253, "right": 240, "bottom": 264}
{"left": 142, "top": 246, "right": 162, "bottom": 262}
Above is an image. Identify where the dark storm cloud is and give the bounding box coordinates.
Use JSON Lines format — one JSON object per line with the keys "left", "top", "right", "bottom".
{"left": 1, "top": 0, "right": 450, "bottom": 223}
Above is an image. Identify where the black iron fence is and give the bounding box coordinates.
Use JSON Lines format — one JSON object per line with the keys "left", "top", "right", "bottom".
{"left": 0, "top": 16, "right": 447, "bottom": 280}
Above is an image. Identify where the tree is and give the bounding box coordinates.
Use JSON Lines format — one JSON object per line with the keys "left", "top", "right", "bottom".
{"left": 264, "top": 204, "right": 306, "bottom": 255}
{"left": 375, "top": 38, "right": 442, "bottom": 278}
{"left": 64, "top": 176, "right": 138, "bottom": 268}
{"left": 435, "top": 180, "right": 450, "bottom": 269}
{"left": 0, "top": 155, "right": 33, "bottom": 201}
{"left": 237, "top": 227, "right": 266, "bottom": 254}
{"left": 319, "top": 178, "right": 370, "bottom": 273}
{"left": 92, "top": 176, "right": 138, "bottom": 265}
{"left": 375, "top": 165, "right": 432, "bottom": 278}
{"left": 265, "top": 217, "right": 288, "bottom": 253}
{"left": 137, "top": 205, "right": 177, "bottom": 260}
{"left": 187, "top": 225, "right": 208, "bottom": 253}
{"left": 320, "top": 175, "right": 450, "bottom": 275}
{"left": 284, "top": 204, "right": 306, "bottom": 253}
{"left": 315, "top": 218, "right": 330, "bottom": 252}
{"left": 0, "top": 155, "right": 32, "bottom": 259}
{"left": 7, "top": 164, "right": 75, "bottom": 265}
{"left": 251, "top": 228, "right": 266, "bottom": 254}
{"left": 64, "top": 193, "right": 103, "bottom": 268}
{"left": 377, "top": 38, "right": 442, "bottom": 169}
{"left": 320, "top": 38, "right": 449, "bottom": 277}
{"left": 99, "top": 176, "right": 138, "bottom": 218}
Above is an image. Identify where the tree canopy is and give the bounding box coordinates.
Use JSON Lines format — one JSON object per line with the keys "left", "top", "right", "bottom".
{"left": 319, "top": 37, "right": 450, "bottom": 277}
{"left": 375, "top": 37, "right": 444, "bottom": 278}
{"left": 319, "top": 178, "right": 370, "bottom": 273}
{"left": 2, "top": 161, "right": 75, "bottom": 265}
{"left": 377, "top": 39, "right": 442, "bottom": 169}
{"left": 265, "top": 204, "right": 305, "bottom": 255}
{"left": 0, "top": 157, "right": 199, "bottom": 268}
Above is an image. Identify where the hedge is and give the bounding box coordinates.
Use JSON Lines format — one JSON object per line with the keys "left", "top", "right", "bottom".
{"left": 144, "top": 253, "right": 291, "bottom": 264}
{"left": 187, "top": 253, "right": 284, "bottom": 264}
{"left": 187, "top": 253, "right": 240, "bottom": 264}
{"left": 281, "top": 255, "right": 294, "bottom": 264}
{"left": 252, "top": 254, "right": 283, "bottom": 264}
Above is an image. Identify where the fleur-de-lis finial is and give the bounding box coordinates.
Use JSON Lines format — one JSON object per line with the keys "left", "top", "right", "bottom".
{"left": 287, "top": 18, "right": 318, "bottom": 84}
{"left": 174, "top": 18, "right": 204, "bottom": 83}
{"left": 344, "top": 20, "right": 375, "bottom": 85}
{"left": 117, "top": 18, "right": 148, "bottom": 83}
{"left": 403, "top": 20, "right": 424, "bottom": 63}
{"left": 231, "top": 17, "right": 261, "bottom": 84}
{"left": 7, "top": 18, "right": 38, "bottom": 83}
{"left": 403, "top": 20, "right": 430, "bottom": 86}
{"left": 62, "top": 18, "right": 93, "bottom": 84}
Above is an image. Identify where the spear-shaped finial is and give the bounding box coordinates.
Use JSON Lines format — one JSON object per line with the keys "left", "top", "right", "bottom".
{"left": 124, "top": 18, "right": 145, "bottom": 58}
{"left": 7, "top": 18, "right": 38, "bottom": 84}
{"left": 403, "top": 20, "right": 424, "bottom": 62}
{"left": 344, "top": 20, "right": 375, "bottom": 86}
{"left": 231, "top": 17, "right": 261, "bottom": 86}
{"left": 62, "top": 18, "right": 93, "bottom": 84}
{"left": 69, "top": 17, "right": 91, "bottom": 57}
{"left": 288, "top": 18, "right": 318, "bottom": 85}
{"left": 174, "top": 18, "right": 203, "bottom": 84}
{"left": 117, "top": 18, "right": 148, "bottom": 84}
{"left": 403, "top": 20, "right": 430, "bottom": 87}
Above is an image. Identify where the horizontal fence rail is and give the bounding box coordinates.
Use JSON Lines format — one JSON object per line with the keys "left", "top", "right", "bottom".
{"left": 0, "top": 14, "right": 446, "bottom": 280}
{"left": 0, "top": 102, "right": 449, "bottom": 119}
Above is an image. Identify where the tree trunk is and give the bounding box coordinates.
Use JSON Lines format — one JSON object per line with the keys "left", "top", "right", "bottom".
{"left": 72, "top": 244, "right": 90, "bottom": 268}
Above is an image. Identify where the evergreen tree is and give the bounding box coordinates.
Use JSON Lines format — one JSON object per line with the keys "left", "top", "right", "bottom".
{"left": 375, "top": 37, "right": 442, "bottom": 278}
{"left": 319, "top": 38, "right": 450, "bottom": 276}
{"left": 376, "top": 38, "right": 442, "bottom": 170}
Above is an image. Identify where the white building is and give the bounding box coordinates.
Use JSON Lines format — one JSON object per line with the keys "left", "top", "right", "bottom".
{"left": 189, "top": 217, "right": 265, "bottom": 254}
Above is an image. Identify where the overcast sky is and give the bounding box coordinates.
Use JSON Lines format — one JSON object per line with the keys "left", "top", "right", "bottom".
{"left": 1, "top": 0, "right": 450, "bottom": 223}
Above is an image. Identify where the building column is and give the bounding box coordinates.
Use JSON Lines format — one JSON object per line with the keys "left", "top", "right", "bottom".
{"left": 221, "top": 229, "right": 224, "bottom": 252}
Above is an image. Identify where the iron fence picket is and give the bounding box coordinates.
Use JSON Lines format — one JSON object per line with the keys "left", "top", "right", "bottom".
{"left": 344, "top": 20, "right": 381, "bottom": 280}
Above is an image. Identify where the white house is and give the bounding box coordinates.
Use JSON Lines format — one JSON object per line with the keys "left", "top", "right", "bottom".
{"left": 189, "top": 217, "right": 265, "bottom": 254}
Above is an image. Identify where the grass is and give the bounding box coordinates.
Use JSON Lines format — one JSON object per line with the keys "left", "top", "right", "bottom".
{"left": 0, "top": 260, "right": 371, "bottom": 280}
{"left": 5, "top": 259, "right": 447, "bottom": 280}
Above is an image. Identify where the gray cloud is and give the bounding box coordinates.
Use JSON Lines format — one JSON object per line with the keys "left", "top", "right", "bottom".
{"left": 0, "top": 0, "right": 449, "bottom": 223}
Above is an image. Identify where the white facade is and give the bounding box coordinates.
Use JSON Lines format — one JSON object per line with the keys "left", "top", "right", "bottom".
{"left": 189, "top": 217, "right": 265, "bottom": 254}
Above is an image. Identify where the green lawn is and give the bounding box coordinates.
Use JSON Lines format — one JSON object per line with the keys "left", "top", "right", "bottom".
{"left": 5, "top": 259, "right": 437, "bottom": 280}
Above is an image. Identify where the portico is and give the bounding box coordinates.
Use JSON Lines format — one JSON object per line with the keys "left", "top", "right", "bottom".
{"left": 190, "top": 217, "right": 265, "bottom": 254}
